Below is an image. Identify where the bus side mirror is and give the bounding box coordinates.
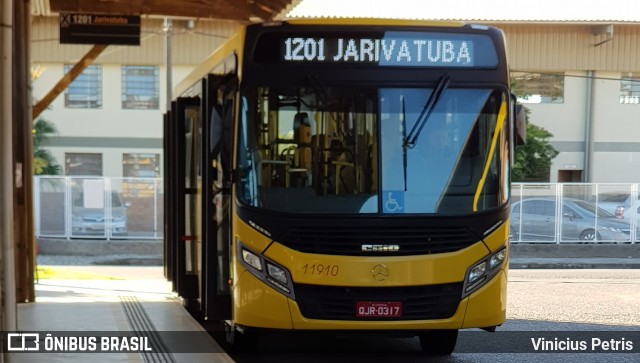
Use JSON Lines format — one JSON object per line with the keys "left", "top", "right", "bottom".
{"left": 514, "top": 103, "right": 526, "bottom": 146}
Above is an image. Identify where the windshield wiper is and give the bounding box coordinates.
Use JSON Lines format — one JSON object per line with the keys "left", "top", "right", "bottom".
{"left": 404, "top": 75, "right": 450, "bottom": 149}
{"left": 401, "top": 96, "right": 408, "bottom": 191}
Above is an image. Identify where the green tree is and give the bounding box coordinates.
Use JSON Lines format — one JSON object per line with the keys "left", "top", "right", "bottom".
{"left": 32, "top": 118, "right": 62, "bottom": 175}
{"left": 511, "top": 107, "right": 559, "bottom": 181}
{"left": 31, "top": 66, "right": 62, "bottom": 175}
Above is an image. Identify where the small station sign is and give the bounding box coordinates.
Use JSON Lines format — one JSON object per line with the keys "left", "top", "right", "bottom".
{"left": 60, "top": 13, "right": 141, "bottom": 46}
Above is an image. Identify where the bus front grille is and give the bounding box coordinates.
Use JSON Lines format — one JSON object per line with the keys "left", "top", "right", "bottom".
{"left": 279, "top": 226, "right": 476, "bottom": 256}
{"left": 294, "top": 283, "right": 462, "bottom": 321}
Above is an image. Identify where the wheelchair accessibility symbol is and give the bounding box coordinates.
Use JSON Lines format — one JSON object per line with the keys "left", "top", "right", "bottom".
{"left": 383, "top": 191, "right": 404, "bottom": 213}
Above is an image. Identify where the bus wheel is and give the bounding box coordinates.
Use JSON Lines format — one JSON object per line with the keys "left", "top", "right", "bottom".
{"left": 418, "top": 329, "right": 458, "bottom": 355}
{"left": 225, "top": 323, "right": 258, "bottom": 352}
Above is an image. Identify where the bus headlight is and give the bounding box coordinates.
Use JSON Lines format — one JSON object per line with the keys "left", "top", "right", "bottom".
{"left": 267, "top": 262, "right": 287, "bottom": 285}
{"left": 463, "top": 246, "right": 507, "bottom": 298}
{"left": 237, "top": 242, "right": 295, "bottom": 299}
{"left": 489, "top": 249, "right": 506, "bottom": 269}
{"left": 242, "top": 248, "right": 263, "bottom": 271}
{"left": 468, "top": 262, "right": 487, "bottom": 283}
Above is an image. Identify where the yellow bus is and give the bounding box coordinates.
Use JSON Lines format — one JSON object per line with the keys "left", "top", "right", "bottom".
{"left": 164, "top": 18, "right": 525, "bottom": 355}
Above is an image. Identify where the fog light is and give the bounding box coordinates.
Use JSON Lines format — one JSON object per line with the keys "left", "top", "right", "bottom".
{"left": 241, "top": 249, "right": 262, "bottom": 271}
{"left": 266, "top": 262, "right": 287, "bottom": 285}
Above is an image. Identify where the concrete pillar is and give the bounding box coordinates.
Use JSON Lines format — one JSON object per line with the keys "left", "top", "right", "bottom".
{"left": 584, "top": 70, "right": 595, "bottom": 182}
{"left": 1, "top": 0, "right": 18, "bottom": 362}
{"left": 13, "top": 0, "right": 35, "bottom": 304}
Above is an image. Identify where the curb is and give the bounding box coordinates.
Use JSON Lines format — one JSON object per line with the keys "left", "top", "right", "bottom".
{"left": 510, "top": 258, "right": 640, "bottom": 269}
{"left": 93, "top": 257, "right": 163, "bottom": 266}
{"left": 37, "top": 238, "right": 162, "bottom": 256}
{"left": 510, "top": 243, "right": 640, "bottom": 259}
{"left": 510, "top": 263, "right": 640, "bottom": 269}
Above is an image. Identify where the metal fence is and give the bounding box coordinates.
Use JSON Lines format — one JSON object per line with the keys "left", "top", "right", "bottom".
{"left": 34, "top": 176, "right": 163, "bottom": 240}
{"left": 511, "top": 183, "right": 639, "bottom": 244}
{"left": 33, "top": 177, "right": 639, "bottom": 243}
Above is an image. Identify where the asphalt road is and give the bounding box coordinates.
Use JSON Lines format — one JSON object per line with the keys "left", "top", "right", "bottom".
{"left": 216, "top": 269, "right": 640, "bottom": 363}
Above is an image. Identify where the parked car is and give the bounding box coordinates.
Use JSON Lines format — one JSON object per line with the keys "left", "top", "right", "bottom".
{"left": 71, "top": 190, "right": 129, "bottom": 236}
{"left": 510, "top": 197, "right": 630, "bottom": 242}
{"left": 597, "top": 193, "right": 640, "bottom": 222}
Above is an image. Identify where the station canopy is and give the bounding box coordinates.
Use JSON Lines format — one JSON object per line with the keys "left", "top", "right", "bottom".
{"left": 46, "top": 0, "right": 299, "bottom": 21}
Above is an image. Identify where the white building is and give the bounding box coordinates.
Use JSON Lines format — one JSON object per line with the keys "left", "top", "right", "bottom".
{"left": 31, "top": 14, "right": 640, "bottom": 183}
{"left": 32, "top": 16, "right": 241, "bottom": 178}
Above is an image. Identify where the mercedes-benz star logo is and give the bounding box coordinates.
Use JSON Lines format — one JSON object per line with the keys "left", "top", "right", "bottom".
{"left": 371, "top": 264, "right": 389, "bottom": 281}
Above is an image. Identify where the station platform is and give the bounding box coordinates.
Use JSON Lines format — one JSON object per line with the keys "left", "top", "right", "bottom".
{"left": 13, "top": 266, "right": 232, "bottom": 363}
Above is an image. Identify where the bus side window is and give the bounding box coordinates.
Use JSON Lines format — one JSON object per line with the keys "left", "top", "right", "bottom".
{"left": 209, "top": 100, "right": 225, "bottom": 194}
{"left": 221, "top": 94, "right": 235, "bottom": 178}
{"left": 209, "top": 103, "right": 223, "bottom": 155}
{"left": 209, "top": 75, "right": 237, "bottom": 185}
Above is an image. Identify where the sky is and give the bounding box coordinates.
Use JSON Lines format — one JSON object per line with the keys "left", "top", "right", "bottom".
{"left": 287, "top": 0, "right": 640, "bottom": 22}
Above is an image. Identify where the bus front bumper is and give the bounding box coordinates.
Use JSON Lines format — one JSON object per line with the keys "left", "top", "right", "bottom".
{"left": 232, "top": 268, "right": 507, "bottom": 331}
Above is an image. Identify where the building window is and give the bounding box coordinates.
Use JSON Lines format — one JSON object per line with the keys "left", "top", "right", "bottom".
{"left": 123, "top": 153, "right": 160, "bottom": 177}
{"left": 511, "top": 72, "right": 564, "bottom": 104}
{"left": 620, "top": 73, "right": 640, "bottom": 104}
{"left": 122, "top": 65, "right": 160, "bottom": 110}
{"left": 64, "top": 64, "right": 102, "bottom": 108}
{"left": 65, "top": 153, "right": 102, "bottom": 176}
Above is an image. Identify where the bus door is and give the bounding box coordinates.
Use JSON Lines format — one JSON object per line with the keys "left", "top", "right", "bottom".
{"left": 163, "top": 109, "right": 173, "bottom": 286}
{"left": 200, "top": 73, "right": 237, "bottom": 320}
{"left": 172, "top": 96, "right": 202, "bottom": 307}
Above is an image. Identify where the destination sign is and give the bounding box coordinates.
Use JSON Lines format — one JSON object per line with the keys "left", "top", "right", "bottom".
{"left": 60, "top": 13, "right": 141, "bottom": 46}
{"left": 275, "top": 32, "right": 498, "bottom": 67}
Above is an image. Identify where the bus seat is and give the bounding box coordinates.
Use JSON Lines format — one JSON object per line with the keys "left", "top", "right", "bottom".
{"left": 294, "top": 113, "right": 312, "bottom": 170}
{"left": 334, "top": 161, "right": 355, "bottom": 195}
{"left": 294, "top": 112, "right": 312, "bottom": 144}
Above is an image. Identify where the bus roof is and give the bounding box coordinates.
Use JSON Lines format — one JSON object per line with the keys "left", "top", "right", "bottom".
{"left": 280, "top": 17, "right": 467, "bottom": 28}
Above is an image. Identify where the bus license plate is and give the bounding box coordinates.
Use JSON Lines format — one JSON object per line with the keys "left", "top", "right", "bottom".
{"left": 356, "top": 301, "right": 402, "bottom": 318}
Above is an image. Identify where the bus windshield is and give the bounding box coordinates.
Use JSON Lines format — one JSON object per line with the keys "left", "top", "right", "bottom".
{"left": 237, "top": 84, "right": 509, "bottom": 215}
